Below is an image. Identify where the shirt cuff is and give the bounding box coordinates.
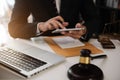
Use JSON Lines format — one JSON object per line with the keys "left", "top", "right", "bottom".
{"left": 36, "top": 22, "right": 44, "bottom": 36}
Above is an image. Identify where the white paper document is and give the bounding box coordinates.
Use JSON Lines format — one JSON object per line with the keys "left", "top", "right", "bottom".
{"left": 52, "top": 36, "right": 85, "bottom": 49}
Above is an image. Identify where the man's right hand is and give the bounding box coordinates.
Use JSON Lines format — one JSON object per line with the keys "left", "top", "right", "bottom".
{"left": 37, "top": 16, "right": 68, "bottom": 32}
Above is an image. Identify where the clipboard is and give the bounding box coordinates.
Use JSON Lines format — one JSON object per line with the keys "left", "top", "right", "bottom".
{"left": 44, "top": 36, "right": 103, "bottom": 57}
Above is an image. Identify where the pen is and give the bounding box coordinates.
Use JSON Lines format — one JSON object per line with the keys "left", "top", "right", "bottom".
{"left": 80, "top": 20, "right": 85, "bottom": 25}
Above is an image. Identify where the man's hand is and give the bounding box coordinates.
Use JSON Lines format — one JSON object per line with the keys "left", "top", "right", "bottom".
{"left": 61, "top": 22, "right": 87, "bottom": 39}
{"left": 37, "top": 16, "right": 68, "bottom": 32}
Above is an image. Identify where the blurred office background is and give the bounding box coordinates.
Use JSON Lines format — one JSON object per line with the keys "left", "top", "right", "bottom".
{"left": 0, "top": 0, "right": 119, "bottom": 45}
{"left": 96, "top": 0, "right": 120, "bottom": 39}
{"left": 0, "top": 0, "right": 14, "bottom": 45}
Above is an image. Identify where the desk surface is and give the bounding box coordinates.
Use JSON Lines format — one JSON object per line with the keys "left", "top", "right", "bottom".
{"left": 0, "top": 37, "right": 120, "bottom": 80}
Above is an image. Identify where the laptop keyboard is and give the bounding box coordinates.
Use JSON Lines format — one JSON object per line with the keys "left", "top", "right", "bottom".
{"left": 0, "top": 47, "right": 47, "bottom": 72}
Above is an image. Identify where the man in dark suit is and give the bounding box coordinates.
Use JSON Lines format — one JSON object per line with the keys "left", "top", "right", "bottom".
{"left": 8, "top": 0, "right": 100, "bottom": 41}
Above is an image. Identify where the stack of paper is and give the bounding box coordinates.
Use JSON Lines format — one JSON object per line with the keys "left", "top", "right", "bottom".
{"left": 52, "top": 36, "right": 85, "bottom": 49}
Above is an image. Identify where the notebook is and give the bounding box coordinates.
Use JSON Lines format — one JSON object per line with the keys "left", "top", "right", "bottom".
{"left": 0, "top": 39, "right": 65, "bottom": 78}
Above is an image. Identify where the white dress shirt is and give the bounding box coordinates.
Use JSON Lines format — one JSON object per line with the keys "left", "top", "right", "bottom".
{"left": 55, "top": 0, "right": 61, "bottom": 13}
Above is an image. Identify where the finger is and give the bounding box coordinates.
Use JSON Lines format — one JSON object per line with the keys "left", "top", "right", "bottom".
{"left": 69, "top": 30, "right": 78, "bottom": 34}
{"left": 75, "top": 23, "right": 83, "bottom": 28}
{"left": 49, "top": 20, "right": 65, "bottom": 29}
{"left": 51, "top": 16, "right": 69, "bottom": 29}
{"left": 49, "top": 17, "right": 65, "bottom": 29}
{"left": 69, "top": 32, "right": 82, "bottom": 39}
{"left": 71, "top": 35, "right": 82, "bottom": 39}
{"left": 49, "top": 20, "right": 58, "bottom": 29}
{"left": 68, "top": 31, "right": 83, "bottom": 39}
{"left": 55, "top": 20, "right": 66, "bottom": 29}
{"left": 46, "top": 19, "right": 60, "bottom": 30}
{"left": 54, "top": 16, "right": 64, "bottom": 23}
{"left": 75, "top": 23, "right": 87, "bottom": 35}
{"left": 74, "top": 30, "right": 86, "bottom": 36}
{"left": 61, "top": 30, "right": 79, "bottom": 36}
{"left": 45, "top": 23, "right": 53, "bottom": 30}
{"left": 63, "top": 22, "right": 69, "bottom": 27}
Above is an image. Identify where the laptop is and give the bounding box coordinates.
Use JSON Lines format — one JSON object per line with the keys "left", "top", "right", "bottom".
{"left": 0, "top": 39, "right": 65, "bottom": 78}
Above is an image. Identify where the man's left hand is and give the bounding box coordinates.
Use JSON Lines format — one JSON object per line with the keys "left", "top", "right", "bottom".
{"left": 61, "top": 22, "right": 86, "bottom": 39}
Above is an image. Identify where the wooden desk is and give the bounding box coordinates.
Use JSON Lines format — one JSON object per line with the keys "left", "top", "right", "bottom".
{"left": 0, "top": 37, "right": 120, "bottom": 80}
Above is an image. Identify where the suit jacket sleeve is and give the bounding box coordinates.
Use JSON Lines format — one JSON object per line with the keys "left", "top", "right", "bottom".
{"left": 79, "top": 0, "right": 100, "bottom": 40}
{"left": 8, "top": 0, "right": 37, "bottom": 39}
